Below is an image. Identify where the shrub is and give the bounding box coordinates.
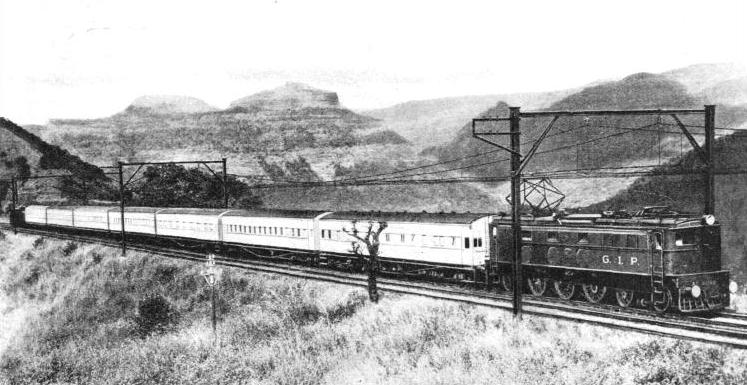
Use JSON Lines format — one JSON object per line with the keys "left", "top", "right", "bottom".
{"left": 62, "top": 241, "right": 78, "bottom": 256}
{"left": 327, "top": 291, "right": 367, "bottom": 323}
{"left": 33, "top": 237, "right": 45, "bottom": 248}
{"left": 134, "top": 294, "right": 178, "bottom": 337}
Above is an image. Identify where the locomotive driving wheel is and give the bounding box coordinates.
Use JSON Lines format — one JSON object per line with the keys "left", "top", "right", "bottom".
{"left": 652, "top": 289, "right": 672, "bottom": 313}
{"left": 500, "top": 273, "right": 513, "bottom": 292}
{"left": 553, "top": 280, "right": 575, "bottom": 300}
{"left": 581, "top": 284, "right": 607, "bottom": 303}
{"left": 527, "top": 277, "right": 548, "bottom": 296}
{"left": 615, "top": 289, "right": 635, "bottom": 307}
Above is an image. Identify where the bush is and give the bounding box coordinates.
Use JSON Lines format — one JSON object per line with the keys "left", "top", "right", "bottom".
{"left": 134, "top": 294, "right": 178, "bottom": 337}
{"left": 33, "top": 237, "right": 45, "bottom": 248}
{"left": 62, "top": 241, "right": 78, "bottom": 256}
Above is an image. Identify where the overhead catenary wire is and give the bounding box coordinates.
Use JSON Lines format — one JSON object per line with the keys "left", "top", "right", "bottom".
{"left": 231, "top": 123, "right": 744, "bottom": 188}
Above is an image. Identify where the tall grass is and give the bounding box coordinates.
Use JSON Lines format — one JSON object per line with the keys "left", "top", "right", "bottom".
{"left": 1, "top": 233, "right": 747, "bottom": 385}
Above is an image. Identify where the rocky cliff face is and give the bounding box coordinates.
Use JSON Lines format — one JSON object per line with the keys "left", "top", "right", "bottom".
{"left": 126, "top": 95, "right": 217, "bottom": 115}
{"left": 229, "top": 82, "right": 340, "bottom": 111}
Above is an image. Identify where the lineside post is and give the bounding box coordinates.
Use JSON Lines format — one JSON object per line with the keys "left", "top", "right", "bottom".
{"left": 118, "top": 162, "right": 126, "bottom": 256}
{"left": 10, "top": 177, "right": 17, "bottom": 234}
{"left": 509, "top": 107, "right": 523, "bottom": 319}
{"left": 704, "top": 105, "right": 716, "bottom": 215}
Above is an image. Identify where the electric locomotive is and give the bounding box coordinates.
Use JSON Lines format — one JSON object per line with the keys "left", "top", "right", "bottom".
{"left": 488, "top": 206, "right": 731, "bottom": 313}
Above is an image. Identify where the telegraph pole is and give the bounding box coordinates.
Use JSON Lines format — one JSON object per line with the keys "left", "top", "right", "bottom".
{"left": 704, "top": 105, "right": 716, "bottom": 215}
{"left": 118, "top": 162, "right": 126, "bottom": 256}
{"left": 222, "top": 158, "right": 228, "bottom": 208}
{"left": 509, "top": 107, "right": 523, "bottom": 319}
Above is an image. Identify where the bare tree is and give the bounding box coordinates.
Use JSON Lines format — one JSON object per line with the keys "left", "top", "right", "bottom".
{"left": 343, "top": 219, "right": 388, "bottom": 303}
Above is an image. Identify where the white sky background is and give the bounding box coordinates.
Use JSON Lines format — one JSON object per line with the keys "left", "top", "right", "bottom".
{"left": 0, "top": 0, "right": 745, "bottom": 124}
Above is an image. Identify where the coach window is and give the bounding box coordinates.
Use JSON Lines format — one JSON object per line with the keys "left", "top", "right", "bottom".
{"left": 474, "top": 238, "right": 483, "bottom": 247}
{"left": 464, "top": 237, "right": 470, "bottom": 249}
{"left": 521, "top": 231, "right": 532, "bottom": 241}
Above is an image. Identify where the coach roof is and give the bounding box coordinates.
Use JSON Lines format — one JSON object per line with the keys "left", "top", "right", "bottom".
{"left": 323, "top": 211, "right": 492, "bottom": 224}
{"left": 222, "top": 208, "right": 328, "bottom": 219}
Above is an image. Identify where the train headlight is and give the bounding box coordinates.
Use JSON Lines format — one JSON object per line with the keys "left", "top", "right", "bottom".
{"left": 729, "top": 280, "right": 738, "bottom": 294}
{"left": 691, "top": 285, "right": 702, "bottom": 298}
{"left": 702, "top": 214, "right": 716, "bottom": 226}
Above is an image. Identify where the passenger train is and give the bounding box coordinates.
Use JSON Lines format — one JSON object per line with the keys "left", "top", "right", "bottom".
{"left": 15, "top": 204, "right": 736, "bottom": 313}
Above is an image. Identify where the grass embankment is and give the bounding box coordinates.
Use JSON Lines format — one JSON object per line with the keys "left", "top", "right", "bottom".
{"left": 1, "top": 232, "right": 747, "bottom": 385}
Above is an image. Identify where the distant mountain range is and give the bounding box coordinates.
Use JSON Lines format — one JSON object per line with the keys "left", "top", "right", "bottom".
{"left": 14, "top": 62, "right": 747, "bottom": 213}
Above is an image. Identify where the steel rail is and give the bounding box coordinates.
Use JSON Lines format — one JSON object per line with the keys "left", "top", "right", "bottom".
{"left": 2, "top": 222, "right": 746, "bottom": 348}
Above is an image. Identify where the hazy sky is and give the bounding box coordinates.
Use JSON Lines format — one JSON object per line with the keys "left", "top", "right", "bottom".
{"left": 1, "top": 0, "right": 745, "bottom": 124}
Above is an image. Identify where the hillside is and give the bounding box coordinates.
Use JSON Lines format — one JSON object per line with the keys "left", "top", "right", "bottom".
{"left": 229, "top": 82, "right": 340, "bottom": 111}
{"left": 2, "top": 234, "right": 746, "bottom": 384}
{"left": 662, "top": 63, "right": 747, "bottom": 94}
{"left": 361, "top": 89, "right": 574, "bottom": 146}
{"left": 36, "top": 83, "right": 407, "bottom": 180}
{"left": 702, "top": 77, "right": 747, "bottom": 106}
{"left": 127, "top": 95, "right": 217, "bottom": 115}
{"left": 31, "top": 83, "right": 506, "bottom": 212}
{"left": 0, "top": 117, "right": 114, "bottom": 210}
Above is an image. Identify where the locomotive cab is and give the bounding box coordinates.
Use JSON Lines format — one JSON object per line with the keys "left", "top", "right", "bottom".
{"left": 657, "top": 217, "right": 729, "bottom": 312}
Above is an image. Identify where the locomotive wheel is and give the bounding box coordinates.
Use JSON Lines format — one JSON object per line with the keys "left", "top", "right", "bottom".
{"left": 500, "top": 274, "right": 513, "bottom": 292}
{"left": 615, "top": 289, "right": 635, "bottom": 307}
{"left": 581, "top": 284, "right": 607, "bottom": 303}
{"left": 527, "top": 277, "right": 548, "bottom": 296}
{"left": 652, "top": 289, "right": 672, "bottom": 313}
{"left": 553, "top": 280, "right": 576, "bottom": 300}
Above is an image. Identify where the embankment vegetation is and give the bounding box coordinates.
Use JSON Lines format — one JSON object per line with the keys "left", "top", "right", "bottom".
{"left": 1, "top": 233, "right": 746, "bottom": 384}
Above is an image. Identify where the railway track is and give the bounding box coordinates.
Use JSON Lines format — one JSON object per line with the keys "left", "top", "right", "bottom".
{"left": 2, "top": 221, "right": 747, "bottom": 348}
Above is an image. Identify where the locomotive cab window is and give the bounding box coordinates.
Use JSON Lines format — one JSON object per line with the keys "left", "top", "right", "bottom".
{"left": 547, "top": 231, "right": 559, "bottom": 242}
{"left": 675, "top": 229, "right": 699, "bottom": 246}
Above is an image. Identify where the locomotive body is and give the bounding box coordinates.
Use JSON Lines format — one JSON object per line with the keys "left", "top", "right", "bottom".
{"left": 489, "top": 209, "right": 731, "bottom": 312}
